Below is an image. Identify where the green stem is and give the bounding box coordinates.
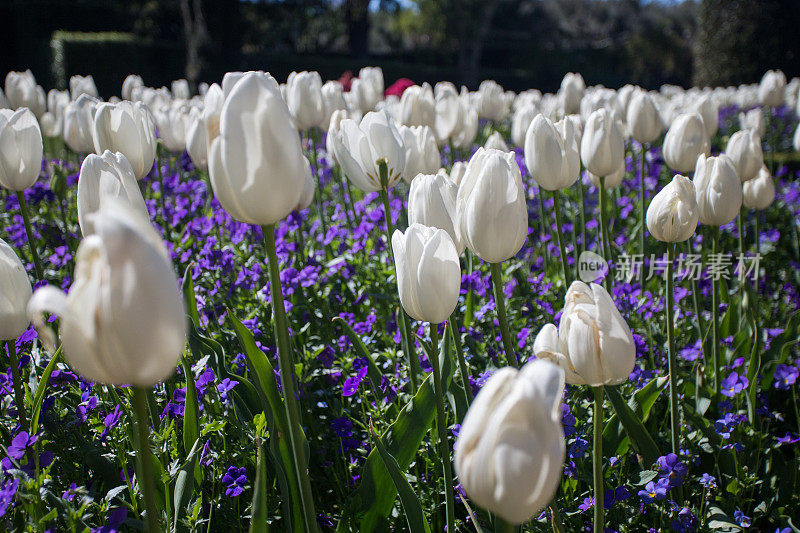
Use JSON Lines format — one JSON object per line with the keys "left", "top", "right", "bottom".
{"left": 7, "top": 341, "right": 27, "bottom": 432}
{"left": 464, "top": 251, "right": 475, "bottom": 328}
{"left": 712, "top": 227, "right": 721, "bottom": 395}
{"left": 429, "top": 325, "right": 455, "bottom": 533}
{"left": 157, "top": 155, "right": 165, "bottom": 219}
{"left": 378, "top": 160, "right": 419, "bottom": 393}
{"left": 593, "top": 386, "right": 605, "bottom": 533}
{"left": 132, "top": 387, "right": 160, "bottom": 533}
{"left": 639, "top": 143, "right": 647, "bottom": 288}
{"left": 737, "top": 208, "right": 745, "bottom": 259}
{"left": 449, "top": 313, "right": 473, "bottom": 404}
{"left": 495, "top": 517, "right": 516, "bottom": 533}
{"left": 598, "top": 177, "right": 612, "bottom": 292}
{"left": 263, "top": 224, "right": 318, "bottom": 532}
{"left": 490, "top": 262, "right": 518, "bottom": 368}
{"left": 552, "top": 191, "right": 571, "bottom": 285}
{"left": 18, "top": 193, "right": 43, "bottom": 279}
{"left": 537, "top": 190, "right": 549, "bottom": 268}
{"left": 666, "top": 243, "right": 680, "bottom": 454}
{"left": 578, "top": 170, "right": 587, "bottom": 253}
{"left": 791, "top": 385, "right": 800, "bottom": 435}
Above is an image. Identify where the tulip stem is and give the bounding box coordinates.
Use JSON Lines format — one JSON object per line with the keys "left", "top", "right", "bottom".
{"left": 598, "top": 178, "right": 612, "bottom": 293}
{"left": 429, "top": 325, "right": 455, "bottom": 533}
{"left": 378, "top": 160, "right": 419, "bottom": 393}
{"left": 712, "top": 227, "right": 721, "bottom": 395}
{"left": 6, "top": 341, "right": 27, "bottom": 432}
{"left": 495, "top": 517, "right": 516, "bottom": 533}
{"left": 449, "top": 313, "right": 473, "bottom": 405}
{"left": 666, "top": 242, "right": 680, "bottom": 454}
{"left": 156, "top": 155, "right": 166, "bottom": 219}
{"left": 490, "top": 262, "right": 518, "bottom": 368}
{"left": 263, "top": 224, "right": 319, "bottom": 532}
{"left": 537, "top": 189, "right": 549, "bottom": 268}
{"left": 17, "top": 193, "right": 43, "bottom": 279}
{"left": 592, "top": 386, "right": 604, "bottom": 533}
{"left": 132, "top": 387, "right": 160, "bottom": 533}
{"left": 552, "top": 191, "right": 571, "bottom": 285}
{"left": 577, "top": 171, "right": 587, "bottom": 253}
{"left": 639, "top": 143, "right": 647, "bottom": 288}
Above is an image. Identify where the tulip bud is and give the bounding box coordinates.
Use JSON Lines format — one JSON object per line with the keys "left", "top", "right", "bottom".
{"left": 122, "top": 74, "right": 144, "bottom": 101}
{"left": 626, "top": 90, "right": 663, "bottom": 143}
{"left": 456, "top": 148, "right": 528, "bottom": 263}
{"left": 321, "top": 80, "right": 347, "bottom": 130}
{"left": 0, "top": 238, "right": 32, "bottom": 340}
{"left": 185, "top": 107, "right": 208, "bottom": 170}
{"left": 534, "top": 281, "right": 635, "bottom": 386}
{"left": 69, "top": 75, "right": 99, "bottom": 101}
{"left": 5, "top": 70, "right": 46, "bottom": 117}
{"left": 63, "top": 94, "right": 100, "bottom": 154}
{"left": 454, "top": 358, "right": 565, "bottom": 525}
{"left": 580, "top": 108, "right": 624, "bottom": 178}
{"left": 359, "top": 66, "right": 385, "bottom": 112}
{"left": 434, "top": 82, "right": 460, "bottom": 143}
{"left": 209, "top": 72, "right": 306, "bottom": 225}
{"left": 524, "top": 114, "right": 578, "bottom": 191}
{"left": 399, "top": 125, "right": 440, "bottom": 183}
{"left": 662, "top": 112, "right": 710, "bottom": 173}
{"left": 154, "top": 102, "right": 190, "bottom": 153}
{"left": 92, "top": 101, "right": 157, "bottom": 179}
{"left": 511, "top": 105, "right": 538, "bottom": 148}
{"left": 295, "top": 156, "right": 316, "bottom": 212}
{"left": 28, "top": 200, "right": 186, "bottom": 386}
{"left": 692, "top": 94, "right": 719, "bottom": 137}
{"left": 693, "top": 154, "right": 741, "bottom": 226}
{"left": 0, "top": 108, "right": 43, "bottom": 191}
{"left": 326, "top": 109, "right": 348, "bottom": 166}
{"left": 794, "top": 122, "right": 800, "bottom": 153}
{"left": 758, "top": 70, "right": 786, "bottom": 107}
{"left": 451, "top": 99, "right": 478, "bottom": 150}
{"left": 171, "top": 79, "right": 190, "bottom": 100}
{"left": 399, "top": 83, "right": 435, "bottom": 128}
{"left": 391, "top": 224, "right": 461, "bottom": 324}
{"left": 484, "top": 130, "right": 509, "bottom": 152}
{"left": 203, "top": 83, "right": 224, "bottom": 144}
{"left": 449, "top": 161, "right": 467, "bottom": 186}
{"left": 587, "top": 161, "right": 625, "bottom": 189}
{"left": 332, "top": 110, "right": 405, "bottom": 192}
{"left": 646, "top": 174, "right": 699, "bottom": 243}
{"left": 738, "top": 108, "right": 765, "bottom": 138}
{"left": 408, "top": 170, "right": 463, "bottom": 254}
{"left": 725, "top": 129, "right": 763, "bottom": 182}
{"left": 560, "top": 72, "right": 585, "bottom": 115}
{"left": 286, "top": 71, "right": 325, "bottom": 131}
{"left": 742, "top": 165, "right": 775, "bottom": 210}
{"left": 77, "top": 151, "right": 149, "bottom": 236}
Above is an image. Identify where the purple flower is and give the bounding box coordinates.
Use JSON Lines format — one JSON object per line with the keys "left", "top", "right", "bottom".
{"left": 578, "top": 496, "right": 594, "bottom": 512}
{"left": 101, "top": 405, "right": 123, "bottom": 441}
{"left": 222, "top": 466, "right": 248, "bottom": 497}
{"left": 342, "top": 366, "right": 368, "bottom": 397}
{"left": 331, "top": 417, "right": 353, "bottom": 438}
{"left": 776, "top": 432, "right": 799, "bottom": 445}
{"left": 656, "top": 453, "right": 687, "bottom": 488}
{"left": 733, "top": 510, "right": 751, "bottom": 528}
{"left": 0, "top": 478, "right": 18, "bottom": 517}
{"left": 699, "top": 473, "right": 716, "bottom": 488}
{"left": 773, "top": 364, "right": 798, "bottom": 390}
{"left": 638, "top": 478, "right": 669, "bottom": 503}
{"left": 720, "top": 372, "right": 748, "bottom": 397}
{"left": 217, "top": 378, "right": 238, "bottom": 403}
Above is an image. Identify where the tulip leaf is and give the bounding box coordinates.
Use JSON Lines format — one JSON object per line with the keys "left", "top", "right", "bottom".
{"left": 229, "top": 309, "right": 305, "bottom": 533}
{"left": 332, "top": 316, "right": 392, "bottom": 407}
{"left": 759, "top": 311, "right": 800, "bottom": 389}
{"left": 603, "top": 376, "right": 667, "bottom": 459}
{"left": 180, "top": 357, "right": 200, "bottom": 457}
{"left": 180, "top": 263, "right": 201, "bottom": 328}
{"left": 249, "top": 440, "right": 269, "bottom": 533}
{"left": 604, "top": 384, "right": 662, "bottom": 466}
{"left": 31, "top": 347, "right": 63, "bottom": 436}
{"left": 368, "top": 421, "right": 431, "bottom": 533}
{"left": 172, "top": 438, "right": 200, "bottom": 533}
{"left": 338, "top": 327, "right": 453, "bottom": 532}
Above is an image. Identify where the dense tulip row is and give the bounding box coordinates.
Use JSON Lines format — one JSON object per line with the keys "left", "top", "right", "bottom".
{"left": 0, "top": 65, "right": 799, "bottom": 532}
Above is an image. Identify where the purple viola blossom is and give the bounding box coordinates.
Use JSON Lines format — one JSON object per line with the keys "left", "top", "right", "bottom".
{"left": 671, "top": 507, "right": 698, "bottom": 533}
{"left": 733, "top": 510, "right": 751, "bottom": 528}
{"left": 101, "top": 405, "right": 123, "bottom": 441}
{"left": 342, "top": 366, "right": 368, "bottom": 397}
{"left": 578, "top": 496, "right": 593, "bottom": 512}
{"left": 217, "top": 378, "right": 239, "bottom": 404}
{"left": 0, "top": 478, "right": 18, "bottom": 517}
{"left": 62, "top": 483, "right": 80, "bottom": 502}
{"left": 1, "top": 431, "right": 37, "bottom": 471}
{"left": 638, "top": 478, "right": 669, "bottom": 503}
{"left": 222, "top": 466, "right": 248, "bottom": 497}
{"left": 699, "top": 473, "right": 716, "bottom": 488}
{"left": 656, "top": 453, "right": 687, "bottom": 488}
{"left": 720, "top": 372, "right": 748, "bottom": 397}
{"left": 776, "top": 432, "right": 799, "bottom": 445}
{"left": 332, "top": 417, "right": 353, "bottom": 438}
{"left": 91, "top": 507, "right": 127, "bottom": 533}
{"left": 773, "top": 364, "right": 798, "bottom": 390}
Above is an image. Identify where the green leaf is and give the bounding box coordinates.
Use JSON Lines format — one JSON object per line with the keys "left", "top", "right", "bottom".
{"left": 181, "top": 358, "right": 200, "bottom": 457}
{"left": 707, "top": 506, "right": 742, "bottom": 531}
{"left": 745, "top": 314, "right": 760, "bottom": 423}
{"left": 249, "top": 440, "right": 269, "bottom": 533}
{"left": 604, "top": 385, "right": 661, "bottom": 466}
{"left": 172, "top": 439, "right": 201, "bottom": 533}
{"left": 332, "top": 317, "right": 390, "bottom": 405}
{"left": 368, "top": 422, "right": 431, "bottom": 533}
{"left": 31, "top": 347, "right": 63, "bottom": 436}
{"left": 760, "top": 311, "right": 800, "bottom": 388}
{"left": 603, "top": 377, "right": 667, "bottom": 458}
{"left": 339, "top": 327, "right": 454, "bottom": 532}
{"left": 181, "top": 263, "right": 201, "bottom": 328}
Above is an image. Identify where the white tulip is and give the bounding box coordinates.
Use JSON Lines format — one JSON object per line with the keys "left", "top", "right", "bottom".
{"left": 587, "top": 161, "right": 625, "bottom": 189}
{"left": 171, "top": 79, "right": 190, "bottom": 100}
{"left": 359, "top": 66, "right": 385, "bottom": 111}
{"left": 295, "top": 156, "right": 316, "bottom": 212}
{"left": 646, "top": 174, "right": 699, "bottom": 243}
{"left": 399, "top": 83, "right": 435, "bottom": 128}
{"left": 580, "top": 108, "right": 625, "bottom": 178}
{"left": 0, "top": 238, "right": 32, "bottom": 340}
{"left": 321, "top": 81, "right": 347, "bottom": 130}
{"left": 77, "top": 151, "right": 149, "bottom": 236}
{"left": 399, "top": 125, "right": 440, "bottom": 183}
{"left": 392, "top": 224, "right": 461, "bottom": 324}
{"left": 725, "top": 129, "right": 763, "bottom": 182}
{"left": 408, "top": 170, "right": 463, "bottom": 254}
{"left": 451, "top": 99, "right": 478, "bottom": 150}
{"left": 692, "top": 94, "right": 719, "bottom": 137}
{"left": 524, "top": 114, "right": 578, "bottom": 191}
{"left": 511, "top": 104, "right": 538, "bottom": 147}
{"left": 662, "top": 112, "right": 709, "bottom": 173}
{"left": 758, "top": 70, "right": 786, "bottom": 107}
{"left": 63, "top": 94, "right": 100, "bottom": 154}
{"left": 203, "top": 83, "right": 224, "bottom": 144}
{"left": 456, "top": 148, "right": 528, "bottom": 263}
{"left": 484, "top": 130, "right": 509, "bottom": 152}
{"left": 794, "top": 122, "right": 800, "bottom": 153}
{"left": 122, "top": 74, "right": 144, "bottom": 101}
{"left": 28, "top": 200, "right": 186, "bottom": 386}
{"left": 0, "top": 108, "right": 43, "bottom": 191}
{"left": 154, "top": 102, "right": 190, "bottom": 153}
{"left": 449, "top": 161, "right": 467, "bottom": 186}
{"left": 332, "top": 110, "right": 405, "bottom": 192}
{"left": 534, "top": 281, "right": 635, "bottom": 386}
{"left": 434, "top": 82, "right": 460, "bottom": 143}
{"left": 5, "top": 70, "right": 45, "bottom": 117}
{"left": 560, "top": 72, "right": 585, "bottom": 115}
{"left": 286, "top": 71, "right": 325, "bottom": 131}
{"left": 693, "top": 154, "right": 741, "bottom": 226}
{"left": 626, "top": 90, "right": 663, "bottom": 143}
{"left": 185, "top": 107, "right": 208, "bottom": 170}
{"left": 70, "top": 75, "right": 99, "bottom": 101}
{"left": 739, "top": 108, "right": 765, "bottom": 138}
{"left": 742, "top": 165, "right": 775, "bottom": 210}
{"left": 209, "top": 72, "right": 306, "bottom": 225}
{"left": 455, "top": 359, "right": 565, "bottom": 525}
{"left": 476, "top": 80, "right": 509, "bottom": 121}
{"left": 92, "top": 101, "right": 157, "bottom": 179}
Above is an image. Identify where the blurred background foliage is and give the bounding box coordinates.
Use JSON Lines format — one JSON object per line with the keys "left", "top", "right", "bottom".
{"left": 0, "top": 0, "right": 797, "bottom": 97}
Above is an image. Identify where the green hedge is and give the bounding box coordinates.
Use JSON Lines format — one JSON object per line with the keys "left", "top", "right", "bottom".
{"left": 50, "top": 31, "right": 183, "bottom": 98}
